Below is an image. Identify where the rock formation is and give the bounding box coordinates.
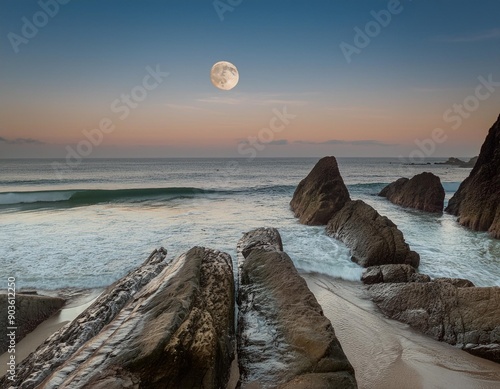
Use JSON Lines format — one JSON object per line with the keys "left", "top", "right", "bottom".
{"left": 361, "top": 264, "right": 420, "bottom": 284}
{"left": 290, "top": 156, "right": 350, "bottom": 225}
{"left": 461, "top": 156, "right": 478, "bottom": 168}
{"left": 446, "top": 114, "right": 500, "bottom": 238}
{"left": 379, "top": 172, "right": 445, "bottom": 213}
{"left": 0, "top": 293, "right": 65, "bottom": 354}
{"left": 3, "top": 247, "right": 235, "bottom": 389}
{"left": 291, "top": 157, "right": 420, "bottom": 269}
{"left": 237, "top": 227, "right": 357, "bottom": 388}
{"left": 326, "top": 200, "right": 420, "bottom": 268}
{"left": 437, "top": 156, "right": 478, "bottom": 167}
{"left": 437, "top": 157, "right": 466, "bottom": 166}
{"left": 368, "top": 281, "right": 500, "bottom": 363}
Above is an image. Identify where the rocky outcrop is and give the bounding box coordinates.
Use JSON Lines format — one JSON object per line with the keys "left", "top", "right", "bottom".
{"left": 4, "top": 247, "right": 235, "bottom": 389}
{"left": 237, "top": 226, "right": 283, "bottom": 260}
{"left": 291, "top": 156, "right": 420, "bottom": 269}
{"left": 368, "top": 282, "right": 500, "bottom": 363}
{"left": 0, "top": 293, "right": 65, "bottom": 354}
{"left": 437, "top": 157, "right": 466, "bottom": 166}
{"left": 327, "top": 200, "right": 420, "bottom": 268}
{"left": 237, "top": 227, "right": 357, "bottom": 388}
{"left": 290, "top": 156, "right": 350, "bottom": 225}
{"left": 361, "top": 264, "right": 421, "bottom": 284}
{"left": 461, "top": 156, "right": 478, "bottom": 168}
{"left": 437, "top": 156, "right": 478, "bottom": 167}
{"left": 379, "top": 172, "right": 445, "bottom": 213}
{"left": 446, "top": 114, "right": 500, "bottom": 238}
{"left": 377, "top": 177, "right": 408, "bottom": 200}
{"left": 3, "top": 248, "right": 170, "bottom": 389}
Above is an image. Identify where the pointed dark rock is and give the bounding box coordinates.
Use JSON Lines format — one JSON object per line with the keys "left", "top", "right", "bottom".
{"left": 379, "top": 172, "right": 445, "bottom": 213}
{"left": 290, "top": 156, "right": 350, "bottom": 225}
{"left": 446, "top": 114, "right": 500, "bottom": 238}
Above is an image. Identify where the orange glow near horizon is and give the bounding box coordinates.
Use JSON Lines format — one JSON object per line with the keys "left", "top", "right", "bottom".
{"left": 1, "top": 91, "right": 498, "bottom": 158}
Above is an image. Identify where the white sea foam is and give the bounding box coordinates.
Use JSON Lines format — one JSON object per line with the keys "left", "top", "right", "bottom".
{"left": 0, "top": 158, "right": 498, "bottom": 290}
{"left": 0, "top": 191, "right": 74, "bottom": 205}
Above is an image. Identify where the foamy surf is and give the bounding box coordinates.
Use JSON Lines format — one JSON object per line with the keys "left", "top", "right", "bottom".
{"left": 0, "top": 190, "right": 75, "bottom": 205}
{"left": 1, "top": 158, "right": 498, "bottom": 291}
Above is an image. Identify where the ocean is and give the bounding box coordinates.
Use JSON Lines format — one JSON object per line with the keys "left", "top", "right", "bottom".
{"left": 1, "top": 158, "right": 499, "bottom": 290}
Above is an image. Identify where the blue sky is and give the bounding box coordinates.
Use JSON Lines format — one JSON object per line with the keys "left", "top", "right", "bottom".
{"left": 1, "top": 0, "right": 500, "bottom": 158}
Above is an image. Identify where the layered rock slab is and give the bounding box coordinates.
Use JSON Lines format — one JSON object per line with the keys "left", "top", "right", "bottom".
{"left": 290, "top": 156, "right": 350, "bottom": 225}
{"left": 446, "top": 114, "right": 500, "bottom": 238}
{"left": 326, "top": 200, "right": 420, "bottom": 268}
{"left": 368, "top": 282, "right": 500, "bottom": 363}
{"left": 379, "top": 172, "right": 445, "bottom": 213}
{"left": 237, "top": 227, "right": 357, "bottom": 388}
{"left": 3, "top": 247, "right": 235, "bottom": 389}
{"left": 2, "top": 247, "right": 169, "bottom": 389}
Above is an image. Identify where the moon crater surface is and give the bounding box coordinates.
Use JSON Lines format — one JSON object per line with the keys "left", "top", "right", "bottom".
{"left": 210, "top": 61, "right": 239, "bottom": 91}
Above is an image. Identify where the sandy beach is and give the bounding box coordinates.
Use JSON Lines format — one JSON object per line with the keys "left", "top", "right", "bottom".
{"left": 302, "top": 273, "right": 500, "bottom": 389}
{"left": 0, "top": 289, "right": 102, "bottom": 379}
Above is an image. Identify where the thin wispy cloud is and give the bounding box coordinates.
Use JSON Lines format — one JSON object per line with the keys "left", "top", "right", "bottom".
{"left": 0, "top": 136, "right": 45, "bottom": 145}
{"left": 295, "top": 139, "right": 397, "bottom": 147}
{"left": 165, "top": 103, "right": 221, "bottom": 114}
{"left": 436, "top": 28, "right": 500, "bottom": 43}
{"left": 326, "top": 106, "right": 391, "bottom": 119}
{"left": 238, "top": 139, "right": 288, "bottom": 146}
{"left": 267, "top": 139, "right": 288, "bottom": 145}
{"left": 327, "top": 106, "right": 378, "bottom": 113}
{"left": 197, "top": 97, "right": 241, "bottom": 105}
{"left": 198, "top": 93, "right": 309, "bottom": 106}
{"left": 411, "top": 86, "right": 459, "bottom": 93}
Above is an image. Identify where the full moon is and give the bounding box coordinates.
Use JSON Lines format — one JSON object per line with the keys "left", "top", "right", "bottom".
{"left": 210, "top": 61, "right": 239, "bottom": 91}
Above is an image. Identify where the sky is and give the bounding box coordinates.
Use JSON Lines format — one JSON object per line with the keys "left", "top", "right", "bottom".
{"left": 1, "top": 0, "right": 500, "bottom": 159}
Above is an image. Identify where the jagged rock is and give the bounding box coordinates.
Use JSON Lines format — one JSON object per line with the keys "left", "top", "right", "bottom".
{"left": 290, "top": 156, "right": 350, "bottom": 225}
{"left": 379, "top": 172, "right": 445, "bottom": 213}
{"left": 361, "top": 264, "right": 416, "bottom": 284}
{"left": 368, "top": 282, "right": 500, "bottom": 363}
{"left": 446, "top": 114, "right": 500, "bottom": 238}
{"left": 3, "top": 247, "right": 235, "bottom": 389}
{"left": 436, "top": 156, "right": 477, "bottom": 167}
{"left": 437, "top": 157, "right": 465, "bottom": 166}
{"left": 2, "top": 248, "right": 169, "bottom": 389}
{"left": 326, "top": 200, "right": 420, "bottom": 268}
{"left": 0, "top": 293, "right": 65, "bottom": 354}
{"left": 237, "top": 228, "right": 357, "bottom": 388}
{"left": 461, "top": 156, "right": 478, "bottom": 168}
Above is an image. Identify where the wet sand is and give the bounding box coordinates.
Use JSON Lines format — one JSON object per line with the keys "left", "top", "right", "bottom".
{"left": 0, "top": 289, "right": 102, "bottom": 378}
{"left": 302, "top": 273, "right": 500, "bottom": 389}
